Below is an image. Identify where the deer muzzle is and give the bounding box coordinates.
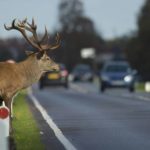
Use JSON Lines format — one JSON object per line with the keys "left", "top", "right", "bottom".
{"left": 52, "top": 63, "right": 60, "bottom": 71}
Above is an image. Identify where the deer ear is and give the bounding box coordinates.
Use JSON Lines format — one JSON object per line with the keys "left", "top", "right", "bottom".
{"left": 25, "top": 51, "right": 35, "bottom": 56}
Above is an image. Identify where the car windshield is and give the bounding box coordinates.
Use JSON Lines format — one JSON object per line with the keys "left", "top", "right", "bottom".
{"left": 74, "top": 65, "right": 91, "bottom": 72}
{"left": 103, "top": 63, "right": 130, "bottom": 73}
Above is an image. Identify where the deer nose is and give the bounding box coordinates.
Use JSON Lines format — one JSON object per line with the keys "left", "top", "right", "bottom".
{"left": 53, "top": 64, "right": 60, "bottom": 71}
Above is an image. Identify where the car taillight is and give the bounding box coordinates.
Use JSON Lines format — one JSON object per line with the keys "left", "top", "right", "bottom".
{"left": 61, "top": 70, "right": 68, "bottom": 77}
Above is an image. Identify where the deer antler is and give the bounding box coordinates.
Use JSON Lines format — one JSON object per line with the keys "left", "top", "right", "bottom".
{"left": 4, "top": 18, "right": 61, "bottom": 52}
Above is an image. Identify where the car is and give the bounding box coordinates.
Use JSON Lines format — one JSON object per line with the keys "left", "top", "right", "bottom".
{"left": 39, "top": 64, "right": 69, "bottom": 89}
{"left": 70, "top": 64, "right": 94, "bottom": 82}
{"left": 99, "top": 61, "right": 136, "bottom": 92}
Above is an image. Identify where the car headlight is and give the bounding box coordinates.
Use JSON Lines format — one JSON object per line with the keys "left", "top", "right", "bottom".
{"left": 124, "top": 75, "right": 133, "bottom": 82}
{"left": 68, "top": 74, "right": 74, "bottom": 81}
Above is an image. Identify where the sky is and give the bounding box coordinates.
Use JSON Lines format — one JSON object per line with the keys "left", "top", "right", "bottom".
{"left": 0, "top": 0, "right": 144, "bottom": 39}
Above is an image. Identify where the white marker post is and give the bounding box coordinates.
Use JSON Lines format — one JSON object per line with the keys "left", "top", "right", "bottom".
{"left": 0, "top": 102, "right": 9, "bottom": 150}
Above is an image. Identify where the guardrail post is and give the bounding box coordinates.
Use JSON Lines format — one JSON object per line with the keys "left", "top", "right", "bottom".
{"left": 145, "top": 82, "right": 150, "bottom": 92}
{"left": 0, "top": 102, "right": 9, "bottom": 150}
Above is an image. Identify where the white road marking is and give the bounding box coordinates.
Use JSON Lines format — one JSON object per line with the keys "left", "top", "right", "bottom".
{"left": 28, "top": 89, "right": 77, "bottom": 150}
{"left": 122, "top": 93, "right": 150, "bottom": 102}
{"left": 136, "top": 95, "right": 150, "bottom": 101}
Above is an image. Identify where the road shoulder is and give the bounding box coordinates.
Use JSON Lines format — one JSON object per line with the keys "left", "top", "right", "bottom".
{"left": 26, "top": 95, "right": 65, "bottom": 150}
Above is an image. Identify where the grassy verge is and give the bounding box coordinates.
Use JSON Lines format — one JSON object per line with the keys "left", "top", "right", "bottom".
{"left": 12, "top": 91, "right": 45, "bottom": 150}
{"left": 135, "top": 82, "right": 145, "bottom": 91}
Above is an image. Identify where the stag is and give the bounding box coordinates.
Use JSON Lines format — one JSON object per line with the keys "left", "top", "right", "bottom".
{"left": 1, "top": 18, "right": 60, "bottom": 133}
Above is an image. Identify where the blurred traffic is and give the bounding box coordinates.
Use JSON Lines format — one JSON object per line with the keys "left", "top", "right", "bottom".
{"left": 99, "top": 61, "right": 137, "bottom": 92}
{"left": 39, "top": 63, "right": 69, "bottom": 89}
{"left": 37, "top": 59, "right": 143, "bottom": 94}
{"left": 69, "top": 64, "right": 94, "bottom": 82}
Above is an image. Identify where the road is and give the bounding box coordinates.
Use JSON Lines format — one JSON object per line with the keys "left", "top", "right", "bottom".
{"left": 30, "top": 82, "right": 150, "bottom": 150}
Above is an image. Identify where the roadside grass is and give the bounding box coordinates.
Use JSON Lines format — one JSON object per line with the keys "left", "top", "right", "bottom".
{"left": 135, "top": 82, "right": 145, "bottom": 91}
{"left": 12, "top": 91, "right": 45, "bottom": 150}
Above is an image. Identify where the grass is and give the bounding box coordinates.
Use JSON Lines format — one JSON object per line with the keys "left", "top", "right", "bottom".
{"left": 12, "top": 91, "right": 45, "bottom": 150}
{"left": 135, "top": 82, "right": 145, "bottom": 91}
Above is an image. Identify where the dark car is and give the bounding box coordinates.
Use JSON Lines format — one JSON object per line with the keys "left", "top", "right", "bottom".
{"left": 70, "top": 64, "right": 94, "bottom": 82}
{"left": 100, "top": 61, "right": 136, "bottom": 92}
{"left": 39, "top": 64, "right": 69, "bottom": 89}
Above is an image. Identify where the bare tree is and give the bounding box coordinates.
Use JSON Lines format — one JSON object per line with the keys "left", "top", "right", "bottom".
{"left": 56, "top": 0, "right": 104, "bottom": 70}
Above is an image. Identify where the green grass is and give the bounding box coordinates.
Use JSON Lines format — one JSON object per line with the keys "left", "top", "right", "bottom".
{"left": 12, "top": 91, "right": 45, "bottom": 150}
{"left": 135, "top": 82, "right": 145, "bottom": 91}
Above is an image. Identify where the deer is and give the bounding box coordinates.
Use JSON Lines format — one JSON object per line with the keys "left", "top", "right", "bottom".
{"left": 0, "top": 18, "right": 60, "bottom": 134}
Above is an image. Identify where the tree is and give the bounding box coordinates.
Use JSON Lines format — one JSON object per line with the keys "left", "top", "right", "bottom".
{"left": 126, "top": 0, "right": 150, "bottom": 80}
{"left": 55, "top": 0, "right": 104, "bottom": 71}
{"left": 59, "top": 0, "right": 84, "bottom": 33}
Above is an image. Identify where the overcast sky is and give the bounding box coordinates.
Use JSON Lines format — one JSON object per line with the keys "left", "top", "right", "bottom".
{"left": 0, "top": 0, "right": 144, "bottom": 39}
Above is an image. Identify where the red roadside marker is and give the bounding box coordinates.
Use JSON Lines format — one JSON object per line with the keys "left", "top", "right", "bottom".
{"left": 0, "top": 106, "right": 9, "bottom": 119}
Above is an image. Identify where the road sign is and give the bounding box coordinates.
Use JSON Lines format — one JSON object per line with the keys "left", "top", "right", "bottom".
{"left": 81, "top": 48, "right": 95, "bottom": 59}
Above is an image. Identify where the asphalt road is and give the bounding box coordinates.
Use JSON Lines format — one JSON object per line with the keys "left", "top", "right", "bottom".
{"left": 30, "top": 82, "right": 150, "bottom": 150}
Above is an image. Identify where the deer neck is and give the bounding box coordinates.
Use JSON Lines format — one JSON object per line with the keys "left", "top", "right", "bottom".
{"left": 18, "top": 56, "right": 43, "bottom": 87}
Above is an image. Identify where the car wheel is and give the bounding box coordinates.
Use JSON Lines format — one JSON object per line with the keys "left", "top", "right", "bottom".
{"left": 39, "top": 83, "right": 44, "bottom": 90}
{"left": 100, "top": 84, "right": 106, "bottom": 92}
{"left": 64, "top": 82, "right": 69, "bottom": 89}
{"left": 73, "top": 78, "right": 78, "bottom": 82}
{"left": 129, "top": 86, "right": 135, "bottom": 92}
{"left": 89, "top": 77, "right": 93, "bottom": 82}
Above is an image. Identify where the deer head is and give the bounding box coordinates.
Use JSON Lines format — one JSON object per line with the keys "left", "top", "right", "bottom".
{"left": 4, "top": 18, "right": 60, "bottom": 72}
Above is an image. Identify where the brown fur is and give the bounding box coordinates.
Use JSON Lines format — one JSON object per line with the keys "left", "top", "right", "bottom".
{"left": 3, "top": 18, "right": 60, "bottom": 134}
{"left": 0, "top": 53, "right": 59, "bottom": 134}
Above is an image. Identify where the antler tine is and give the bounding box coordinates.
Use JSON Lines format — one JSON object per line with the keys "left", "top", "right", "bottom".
{"left": 26, "top": 18, "right": 40, "bottom": 43}
{"left": 28, "top": 19, "right": 52, "bottom": 50}
{"left": 50, "top": 33, "right": 61, "bottom": 50}
{"left": 40, "top": 26, "right": 49, "bottom": 44}
{"left": 32, "top": 18, "right": 36, "bottom": 28}
{"left": 18, "top": 18, "right": 27, "bottom": 25}
{"left": 4, "top": 18, "right": 60, "bottom": 52}
{"left": 17, "top": 18, "right": 34, "bottom": 33}
{"left": 4, "top": 19, "right": 17, "bottom": 30}
{"left": 54, "top": 33, "right": 61, "bottom": 46}
{"left": 41, "top": 33, "right": 61, "bottom": 51}
{"left": 4, "top": 19, "right": 43, "bottom": 51}
{"left": 48, "top": 33, "right": 61, "bottom": 50}
{"left": 23, "top": 17, "right": 27, "bottom": 24}
{"left": 21, "top": 18, "right": 42, "bottom": 49}
{"left": 26, "top": 18, "right": 37, "bottom": 30}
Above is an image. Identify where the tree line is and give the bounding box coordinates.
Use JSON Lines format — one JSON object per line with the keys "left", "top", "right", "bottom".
{"left": 0, "top": 0, "right": 150, "bottom": 80}
{"left": 125, "top": 0, "right": 150, "bottom": 80}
